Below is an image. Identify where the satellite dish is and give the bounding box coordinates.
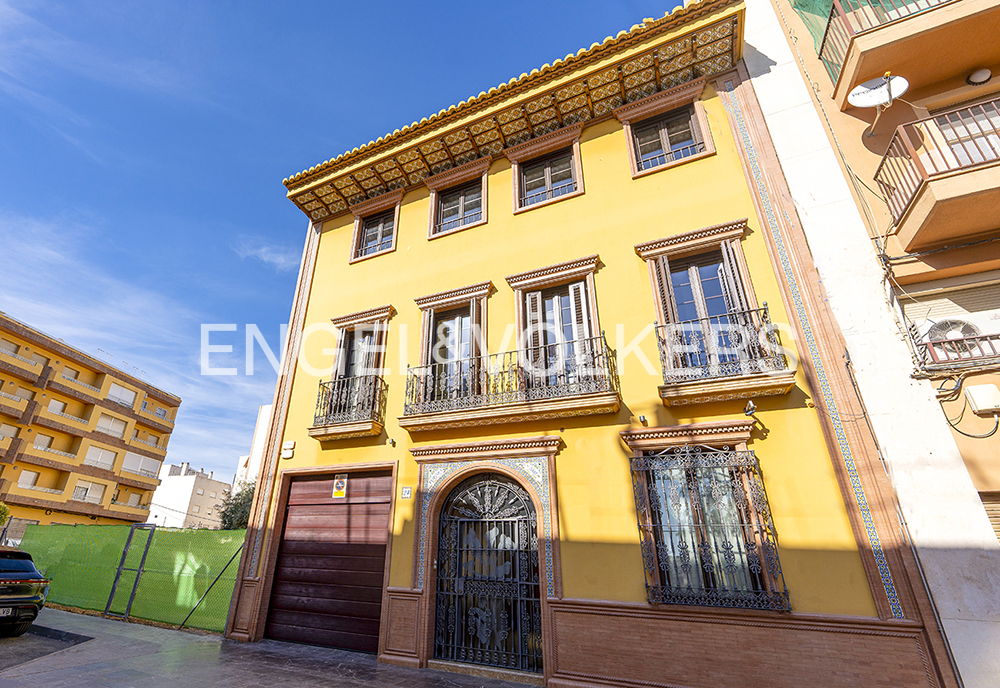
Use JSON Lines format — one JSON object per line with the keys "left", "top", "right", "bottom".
{"left": 847, "top": 73, "right": 909, "bottom": 137}
{"left": 848, "top": 74, "right": 909, "bottom": 109}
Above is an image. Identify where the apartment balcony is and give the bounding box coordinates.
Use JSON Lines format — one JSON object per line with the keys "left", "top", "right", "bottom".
{"left": 0, "top": 390, "right": 28, "bottom": 417}
{"left": 61, "top": 372, "right": 102, "bottom": 394}
{"left": 876, "top": 97, "right": 1000, "bottom": 250}
{"left": 400, "top": 335, "right": 620, "bottom": 432}
{"left": 308, "top": 374, "right": 388, "bottom": 440}
{"left": 818, "top": 0, "right": 1000, "bottom": 110}
{"left": 0, "top": 348, "right": 42, "bottom": 379}
{"left": 918, "top": 332, "right": 1000, "bottom": 367}
{"left": 656, "top": 306, "right": 797, "bottom": 406}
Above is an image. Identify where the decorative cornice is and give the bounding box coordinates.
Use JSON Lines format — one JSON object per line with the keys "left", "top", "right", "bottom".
{"left": 613, "top": 78, "right": 707, "bottom": 123}
{"left": 330, "top": 305, "right": 396, "bottom": 328}
{"left": 502, "top": 123, "right": 584, "bottom": 163}
{"left": 414, "top": 281, "right": 494, "bottom": 311}
{"left": 410, "top": 435, "right": 562, "bottom": 463}
{"left": 281, "top": 7, "right": 743, "bottom": 221}
{"left": 348, "top": 189, "right": 404, "bottom": 218}
{"left": 423, "top": 157, "right": 492, "bottom": 191}
{"left": 634, "top": 219, "right": 749, "bottom": 259}
{"left": 506, "top": 255, "right": 601, "bottom": 291}
{"left": 284, "top": 0, "right": 739, "bottom": 188}
{"left": 620, "top": 419, "right": 755, "bottom": 450}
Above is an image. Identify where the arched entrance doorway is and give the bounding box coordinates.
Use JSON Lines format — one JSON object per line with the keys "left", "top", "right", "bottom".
{"left": 433, "top": 472, "right": 543, "bottom": 673}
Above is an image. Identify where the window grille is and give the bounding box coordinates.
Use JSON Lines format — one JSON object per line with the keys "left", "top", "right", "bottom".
{"left": 435, "top": 180, "right": 483, "bottom": 233}
{"left": 630, "top": 444, "right": 789, "bottom": 611}
{"left": 519, "top": 149, "right": 576, "bottom": 207}
{"left": 355, "top": 210, "right": 395, "bottom": 257}
{"left": 632, "top": 106, "right": 704, "bottom": 171}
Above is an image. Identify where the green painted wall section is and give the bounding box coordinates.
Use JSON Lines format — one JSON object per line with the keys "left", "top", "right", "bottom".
{"left": 20, "top": 524, "right": 245, "bottom": 632}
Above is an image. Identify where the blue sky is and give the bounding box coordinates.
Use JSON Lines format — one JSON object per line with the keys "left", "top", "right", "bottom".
{"left": 0, "top": 0, "right": 682, "bottom": 482}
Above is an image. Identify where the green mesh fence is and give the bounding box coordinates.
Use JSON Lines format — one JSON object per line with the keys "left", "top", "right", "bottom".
{"left": 791, "top": 0, "right": 834, "bottom": 50}
{"left": 20, "top": 524, "right": 245, "bottom": 632}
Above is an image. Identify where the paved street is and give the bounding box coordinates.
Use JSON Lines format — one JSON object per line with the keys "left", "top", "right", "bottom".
{"left": 0, "top": 609, "right": 528, "bottom": 688}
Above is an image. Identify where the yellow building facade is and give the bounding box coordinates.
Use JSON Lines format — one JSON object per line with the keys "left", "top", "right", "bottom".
{"left": 227, "top": 2, "right": 958, "bottom": 686}
{"left": 0, "top": 312, "right": 180, "bottom": 539}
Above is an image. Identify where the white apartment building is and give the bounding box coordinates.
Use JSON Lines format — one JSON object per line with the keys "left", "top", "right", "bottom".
{"left": 234, "top": 404, "right": 272, "bottom": 486}
{"left": 149, "top": 462, "right": 231, "bottom": 529}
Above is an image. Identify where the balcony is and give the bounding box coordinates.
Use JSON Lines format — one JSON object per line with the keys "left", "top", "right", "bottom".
{"left": 308, "top": 374, "right": 388, "bottom": 440}
{"left": 399, "top": 335, "right": 620, "bottom": 431}
{"left": 876, "top": 98, "right": 1000, "bottom": 250}
{"left": 656, "top": 306, "right": 797, "bottom": 406}
{"left": 919, "top": 332, "right": 1000, "bottom": 367}
{"left": 818, "top": 0, "right": 1000, "bottom": 110}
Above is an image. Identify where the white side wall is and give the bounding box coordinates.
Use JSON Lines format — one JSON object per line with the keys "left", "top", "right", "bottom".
{"left": 235, "top": 403, "right": 273, "bottom": 486}
{"left": 149, "top": 473, "right": 196, "bottom": 528}
{"left": 743, "top": 2, "right": 1000, "bottom": 685}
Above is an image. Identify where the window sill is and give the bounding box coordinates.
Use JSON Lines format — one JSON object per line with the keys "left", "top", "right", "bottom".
{"left": 658, "top": 369, "right": 797, "bottom": 406}
{"left": 632, "top": 148, "right": 716, "bottom": 180}
{"left": 428, "top": 217, "right": 488, "bottom": 240}
{"left": 349, "top": 246, "right": 397, "bottom": 264}
{"left": 308, "top": 419, "right": 383, "bottom": 441}
{"left": 399, "top": 390, "right": 619, "bottom": 432}
{"left": 513, "top": 188, "right": 585, "bottom": 215}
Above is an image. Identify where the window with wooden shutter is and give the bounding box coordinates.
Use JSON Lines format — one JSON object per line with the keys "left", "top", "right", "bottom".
{"left": 650, "top": 242, "right": 776, "bottom": 380}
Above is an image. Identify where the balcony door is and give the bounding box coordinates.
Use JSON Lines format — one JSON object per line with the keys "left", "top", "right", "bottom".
{"left": 427, "top": 305, "right": 475, "bottom": 403}
{"left": 659, "top": 246, "right": 754, "bottom": 378}
{"left": 524, "top": 281, "right": 592, "bottom": 390}
{"left": 330, "top": 326, "right": 379, "bottom": 419}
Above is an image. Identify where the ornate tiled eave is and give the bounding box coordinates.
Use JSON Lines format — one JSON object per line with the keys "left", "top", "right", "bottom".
{"left": 284, "top": 4, "right": 743, "bottom": 221}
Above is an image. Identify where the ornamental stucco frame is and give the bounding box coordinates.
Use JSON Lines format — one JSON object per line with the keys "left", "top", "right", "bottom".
{"left": 505, "top": 255, "right": 603, "bottom": 346}
{"left": 413, "top": 281, "right": 493, "bottom": 366}
{"left": 634, "top": 219, "right": 756, "bottom": 326}
{"left": 613, "top": 78, "right": 716, "bottom": 179}
{"left": 410, "top": 435, "right": 562, "bottom": 599}
{"left": 504, "top": 123, "right": 586, "bottom": 215}
{"left": 423, "top": 157, "right": 492, "bottom": 240}
{"left": 348, "top": 190, "right": 405, "bottom": 264}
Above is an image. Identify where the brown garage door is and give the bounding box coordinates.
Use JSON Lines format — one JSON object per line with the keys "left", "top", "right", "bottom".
{"left": 265, "top": 471, "right": 392, "bottom": 652}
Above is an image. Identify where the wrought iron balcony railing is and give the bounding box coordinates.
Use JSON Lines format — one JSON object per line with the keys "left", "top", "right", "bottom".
{"left": 313, "top": 373, "right": 388, "bottom": 427}
{"left": 818, "top": 0, "right": 951, "bottom": 80}
{"left": 876, "top": 96, "right": 1000, "bottom": 223}
{"left": 919, "top": 333, "right": 1000, "bottom": 367}
{"left": 403, "top": 335, "right": 619, "bottom": 416}
{"left": 656, "top": 306, "right": 787, "bottom": 384}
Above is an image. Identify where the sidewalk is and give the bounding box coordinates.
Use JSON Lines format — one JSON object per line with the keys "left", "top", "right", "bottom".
{"left": 0, "top": 609, "right": 529, "bottom": 688}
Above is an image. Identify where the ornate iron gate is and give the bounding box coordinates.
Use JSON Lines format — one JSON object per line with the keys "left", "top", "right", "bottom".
{"left": 434, "top": 474, "right": 543, "bottom": 673}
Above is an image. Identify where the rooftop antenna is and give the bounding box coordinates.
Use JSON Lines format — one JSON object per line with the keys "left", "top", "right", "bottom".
{"left": 848, "top": 72, "right": 909, "bottom": 137}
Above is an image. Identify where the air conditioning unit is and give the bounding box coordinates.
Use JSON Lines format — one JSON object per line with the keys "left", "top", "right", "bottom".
{"left": 966, "top": 384, "right": 1000, "bottom": 415}
{"left": 925, "top": 319, "right": 980, "bottom": 342}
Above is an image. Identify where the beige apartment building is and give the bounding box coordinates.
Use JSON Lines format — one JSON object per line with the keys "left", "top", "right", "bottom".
{"left": 0, "top": 312, "right": 181, "bottom": 543}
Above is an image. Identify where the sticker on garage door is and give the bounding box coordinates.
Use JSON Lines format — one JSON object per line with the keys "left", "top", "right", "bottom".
{"left": 332, "top": 474, "right": 348, "bottom": 498}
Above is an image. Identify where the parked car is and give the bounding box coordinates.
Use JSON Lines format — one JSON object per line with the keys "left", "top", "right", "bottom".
{"left": 0, "top": 547, "right": 49, "bottom": 637}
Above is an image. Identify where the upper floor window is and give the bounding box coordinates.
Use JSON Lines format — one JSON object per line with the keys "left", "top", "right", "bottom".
{"left": 107, "top": 383, "right": 137, "bottom": 407}
{"left": 73, "top": 480, "right": 105, "bottom": 504}
{"left": 504, "top": 123, "right": 584, "bottom": 213}
{"left": 613, "top": 79, "right": 714, "bottom": 178}
{"left": 632, "top": 106, "right": 703, "bottom": 171}
{"left": 96, "top": 413, "right": 127, "bottom": 438}
{"left": 0, "top": 423, "right": 18, "bottom": 439}
{"left": 520, "top": 148, "right": 577, "bottom": 207}
{"left": 901, "top": 281, "right": 1000, "bottom": 367}
{"left": 355, "top": 211, "right": 395, "bottom": 259}
{"left": 349, "top": 190, "right": 403, "bottom": 263}
{"left": 435, "top": 180, "right": 483, "bottom": 235}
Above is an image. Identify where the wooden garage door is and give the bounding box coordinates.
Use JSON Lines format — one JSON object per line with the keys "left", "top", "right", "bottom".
{"left": 265, "top": 471, "right": 392, "bottom": 652}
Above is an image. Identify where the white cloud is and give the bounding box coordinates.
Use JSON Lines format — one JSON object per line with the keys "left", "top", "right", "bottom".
{"left": 0, "top": 211, "right": 278, "bottom": 484}
{"left": 233, "top": 236, "right": 300, "bottom": 273}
